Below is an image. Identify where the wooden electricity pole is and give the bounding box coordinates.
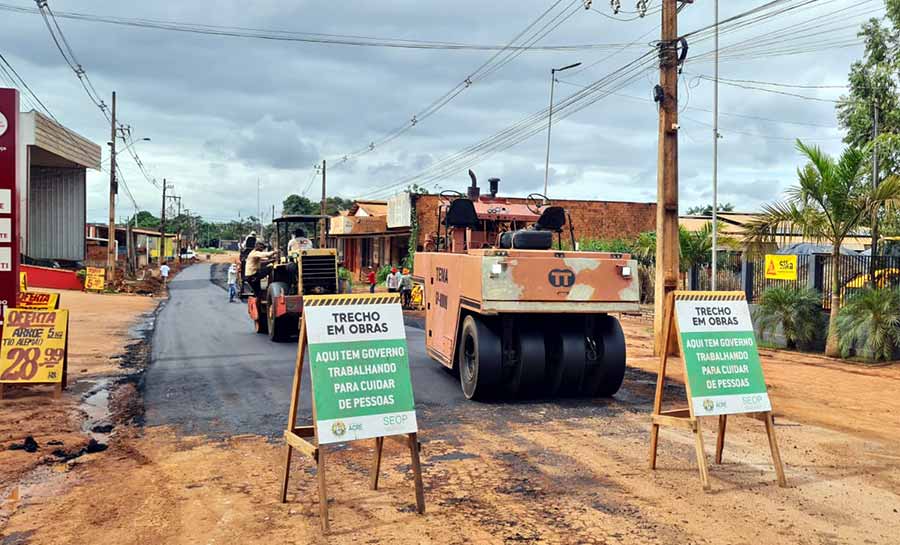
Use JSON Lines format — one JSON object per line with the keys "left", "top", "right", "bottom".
{"left": 159, "top": 179, "right": 168, "bottom": 266}
{"left": 319, "top": 159, "right": 327, "bottom": 247}
{"left": 107, "top": 91, "right": 117, "bottom": 282}
{"left": 654, "top": 0, "right": 682, "bottom": 354}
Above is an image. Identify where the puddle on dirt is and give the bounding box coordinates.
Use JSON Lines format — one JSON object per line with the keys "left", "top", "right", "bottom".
{"left": 81, "top": 379, "right": 113, "bottom": 444}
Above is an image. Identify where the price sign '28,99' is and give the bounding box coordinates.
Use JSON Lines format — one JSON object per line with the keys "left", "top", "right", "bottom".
{"left": 0, "top": 309, "right": 69, "bottom": 384}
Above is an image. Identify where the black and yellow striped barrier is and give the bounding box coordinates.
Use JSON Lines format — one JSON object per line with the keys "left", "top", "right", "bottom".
{"left": 303, "top": 293, "right": 401, "bottom": 306}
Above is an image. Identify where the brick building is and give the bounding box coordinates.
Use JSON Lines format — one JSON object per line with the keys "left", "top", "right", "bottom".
{"left": 410, "top": 194, "right": 655, "bottom": 248}
{"left": 333, "top": 191, "right": 656, "bottom": 280}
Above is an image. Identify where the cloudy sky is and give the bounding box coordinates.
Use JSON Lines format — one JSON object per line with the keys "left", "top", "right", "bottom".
{"left": 0, "top": 0, "right": 882, "bottom": 223}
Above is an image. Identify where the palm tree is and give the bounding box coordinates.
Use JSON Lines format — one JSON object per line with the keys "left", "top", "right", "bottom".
{"left": 835, "top": 288, "right": 900, "bottom": 361}
{"left": 633, "top": 222, "right": 735, "bottom": 271}
{"left": 745, "top": 140, "right": 900, "bottom": 357}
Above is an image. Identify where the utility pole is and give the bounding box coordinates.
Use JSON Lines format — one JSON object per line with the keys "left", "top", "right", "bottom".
{"left": 711, "top": 0, "right": 719, "bottom": 290}
{"left": 159, "top": 179, "right": 170, "bottom": 266}
{"left": 257, "top": 178, "right": 261, "bottom": 234}
{"left": 107, "top": 91, "right": 117, "bottom": 282}
{"left": 869, "top": 103, "right": 880, "bottom": 286}
{"left": 320, "top": 159, "right": 327, "bottom": 247}
{"left": 175, "top": 196, "right": 182, "bottom": 263}
{"left": 654, "top": 0, "right": 682, "bottom": 354}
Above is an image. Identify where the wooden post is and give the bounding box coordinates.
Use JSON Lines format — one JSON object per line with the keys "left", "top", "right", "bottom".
{"left": 280, "top": 320, "right": 307, "bottom": 504}
{"left": 370, "top": 437, "right": 384, "bottom": 490}
{"left": 316, "top": 446, "right": 330, "bottom": 532}
{"left": 715, "top": 415, "right": 727, "bottom": 464}
{"left": 764, "top": 413, "right": 787, "bottom": 487}
{"left": 649, "top": 292, "right": 675, "bottom": 469}
{"left": 654, "top": 0, "right": 681, "bottom": 355}
{"left": 408, "top": 432, "right": 426, "bottom": 514}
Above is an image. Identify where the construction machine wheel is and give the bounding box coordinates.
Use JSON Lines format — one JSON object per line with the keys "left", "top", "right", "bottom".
{"left": 458, "top": 315, "right": 502, "bottom": 400}
{"left": 545, "top": 328, "right": 587, "bottom": 396}
{"left": 581, "top": 315, "right": 626, "bottom": 397}
{"left": 507, "top": 324, "right": 546, "bottom": 397}
{"left": 267, "top": 282, "right": 296, "bottom": 342}
{"left": 254, "top": 298, "right": 268, "bottom": 335}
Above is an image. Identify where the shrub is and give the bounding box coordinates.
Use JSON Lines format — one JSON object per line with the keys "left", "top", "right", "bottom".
{"left": 375, "top": 264, "right": 393, "bottom": 285}
{"left": 835, "top": 288, "right": 900, "bottom": 361}
{"left": 753, "top": 287, "right": 823, "bottom": 350}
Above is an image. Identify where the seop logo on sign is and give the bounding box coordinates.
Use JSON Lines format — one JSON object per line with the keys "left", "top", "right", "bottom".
{"left": 304, "top": 297, "right": 417, "bottom": 444}
{"left": 675, "top": 298, "right": 772, "bottom": 416}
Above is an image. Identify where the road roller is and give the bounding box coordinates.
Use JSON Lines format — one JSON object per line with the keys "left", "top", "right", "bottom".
{"left": 413, "top": 171, "right": 640, "bottom": 399}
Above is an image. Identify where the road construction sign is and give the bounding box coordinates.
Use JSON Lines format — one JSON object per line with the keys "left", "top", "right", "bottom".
{"left": 84, "top": 267, "right": 105, "bottom": 291}
{"left": 0, "top": 308, "right": 68, "bottom": 384}
{"left": 764, "top": 254, "right": 797, "bottom": 280}
{"left": 280, "top": 292, "right": 425, "bottom": 530}
{"left": 17, "top": 291, "right": 60, "bottom": 310}
{"left": 649, "top": 291, "right": 785, "bottom": 490}
{"left": 675, "top": 294, "right": 772, "bottom": 416}
{"left": 303, "top": 295, "right": 417, "bottom": 444}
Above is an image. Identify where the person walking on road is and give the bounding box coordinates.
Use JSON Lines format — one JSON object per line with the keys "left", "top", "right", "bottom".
{"left": 160, "top": 262, "right": 171, "bottom": 285}
{"left": 399, "top": 267, "right": 413, "bottom": 308}
{"left": 367, "top": 267, "right": 376, "bottom": 293}
{"left": 386, "top": 267, "right": 401, "bottom": 293}
{"left": 227, "top": 263, "right": 238, "bottom": 302}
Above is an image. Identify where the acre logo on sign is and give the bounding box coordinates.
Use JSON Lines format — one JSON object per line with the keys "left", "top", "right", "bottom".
{"left": 331, "top": 421, "right": 347, "bottom": 437}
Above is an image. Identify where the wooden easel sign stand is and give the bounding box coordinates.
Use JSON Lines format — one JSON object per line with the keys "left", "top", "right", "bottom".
{"left": 649, "top": 291, "right": 786, "bottom": 490}
{"left": 279, "top": 293, "right": 425, "bottom": 532}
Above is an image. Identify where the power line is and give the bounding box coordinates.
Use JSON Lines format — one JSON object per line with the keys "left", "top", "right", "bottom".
{"left": 681, "top": 115, "right": 842, "bottom": 142}
{"left": 556, "top": 79, "right": 838, "bottom": 128}
{"left": 694, "top": 75, "right": 841, "bottom": 103}
{"left": 0, "top": 2, "right": 644, "bottom": 52}
{"left": 326, "top": 0, "right": 590, "bottom": 168}
{"left": 365, "top": 50, "right": 659, "bottom": 198}
{"left": 35, "top": 0, "right": 161, "bottom": 192}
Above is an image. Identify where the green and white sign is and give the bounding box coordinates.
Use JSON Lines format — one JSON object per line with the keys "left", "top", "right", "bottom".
{"left": 675, "top": 298, "right": 772, "bottom": 416}
{"left": 304, "top": 296, "right": 417, "bottom": 444}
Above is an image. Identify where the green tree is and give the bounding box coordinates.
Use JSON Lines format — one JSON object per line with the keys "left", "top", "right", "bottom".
{"left": 745, "top": 141, "right": 900, "bottom": 357}
{"left": 632, "top": 222, "right": 735, "bottom": 271}
{"left": 134, "top": 210, "right": 160, "bottom": 229}
{"left": 325, "top": 196, "right": 353, "bottom": 215}
{"left": 753, "top": 287, "right": 823, "bottom": 350}
{"left": 836, "top": 8, "right": 899, "bottom": 156}
{"left": 685, "top": 202, "right": 735, "bottom": 216}
{"left": 282, "top": 194, "right": 317, "bottom": 216}
{"left": 835, "top": 287, "right": 900, "bottom": 361}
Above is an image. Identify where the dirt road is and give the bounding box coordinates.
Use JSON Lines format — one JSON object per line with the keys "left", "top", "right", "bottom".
{"left": 0, "top": 290, "right": 157, "bottom": 490}
{"left": 619, "top": 315, "right": 900, "bottom": 444}
{"left": 2, "top": 265, "right": 898, "bottom": 544}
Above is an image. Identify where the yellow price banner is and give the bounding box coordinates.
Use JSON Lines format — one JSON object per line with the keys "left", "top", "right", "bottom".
{"left": 0, "top": 309, "right": 69, "bottom": 384}
{"left": 17, "top": 291, "right": 60, "bottom": 310}
{"left": 764, "top": 254, "right": 798, "bottom": 280}
{"left": 85, "top": 267, "right": 106, "bottom": 291}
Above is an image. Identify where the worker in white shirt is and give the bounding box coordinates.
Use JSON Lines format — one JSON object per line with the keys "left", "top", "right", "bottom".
{"left": 386, "top": 267, "right": 401, "bottom": 293}
{"left": 287, "top": 228, "right": 314, "bottom": 257}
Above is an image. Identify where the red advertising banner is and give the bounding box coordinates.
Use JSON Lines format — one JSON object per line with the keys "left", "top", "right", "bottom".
{"left": 0, "top": 89, "right": 20, "bottom": 329}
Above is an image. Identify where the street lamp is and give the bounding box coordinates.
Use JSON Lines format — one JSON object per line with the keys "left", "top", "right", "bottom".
{"left": 543, "top": 62, "right": 581, "bottom": 200}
